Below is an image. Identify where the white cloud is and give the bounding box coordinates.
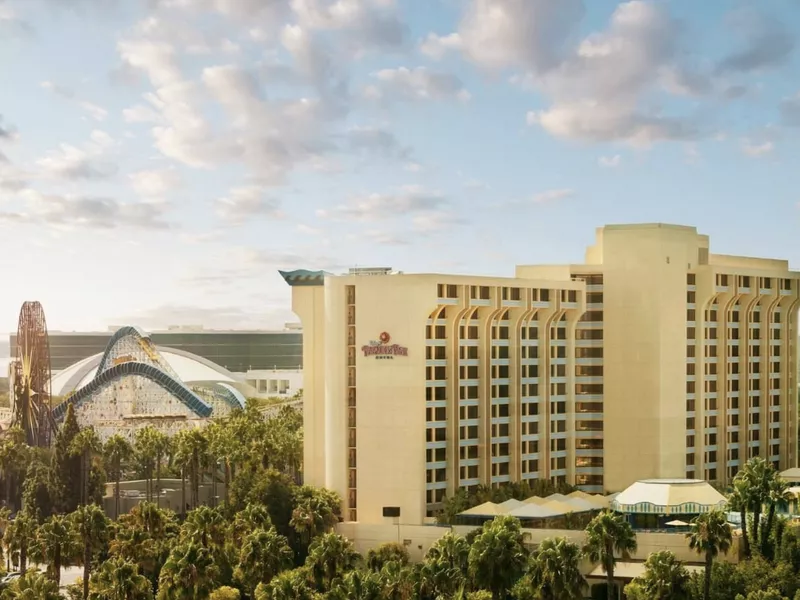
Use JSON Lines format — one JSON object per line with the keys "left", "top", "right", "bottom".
{"left": 79, "top": 101, "right": 108, "bottom": 122}
{"left": 35, "top": 130, "right": 117, "bottom": 181}
{"left": 412, "top": 211, "right": 468, "bottom": 233}
{"left": 318, "top": 185, "right": 448, "bottom": 222}
{"left": 216, "top": 186, "right": 284, "bottom": 224}
{"left": 8, "top": 189, "right": 171, "bottom": 229}
{"left": 129, "top": 168, "right": 182, "bottom": 198}
{"left": 532, "top": 188, "right": 575, "bottom": 203}
{"left": 598, "top": 154, "right": 621, "bottom": 168}
{"left": 419, "top": 32, "right": 462, "bottom": 59}
{"left": 365, "top": 67, "right": 470, "bottom": 103}
{"left": 740, "top": 139, "right": 774, "bottom": 157}
{"left": 117, "top": 38, "right": 182, "bottom": 87}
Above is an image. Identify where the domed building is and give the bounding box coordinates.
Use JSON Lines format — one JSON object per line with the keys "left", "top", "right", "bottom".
{"left": 51, "top": 326, "right": 253, "bottom": 440}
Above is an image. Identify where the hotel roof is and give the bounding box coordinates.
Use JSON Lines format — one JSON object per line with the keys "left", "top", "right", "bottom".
{"left": 610, "top": 479, "right": 727, "bottom": 515}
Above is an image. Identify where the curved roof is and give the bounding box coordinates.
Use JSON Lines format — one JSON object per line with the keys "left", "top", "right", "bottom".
{"left": 52, "top": 361, "right": 213, "bottom": 421}
{"left": 610, "top": 479, "right": 727, "bottom": 515}
{"left": 52, "top": 346, "right": 241, "bottom": 397}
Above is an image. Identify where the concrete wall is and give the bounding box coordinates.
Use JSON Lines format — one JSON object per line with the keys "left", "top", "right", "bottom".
{"left": 337, "top": 522, "right": 450, "bottom": 562}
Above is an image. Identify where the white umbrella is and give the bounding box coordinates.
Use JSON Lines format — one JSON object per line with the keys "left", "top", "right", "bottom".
{"left": 665, "top": 519, "right": 690, "bottom": 526}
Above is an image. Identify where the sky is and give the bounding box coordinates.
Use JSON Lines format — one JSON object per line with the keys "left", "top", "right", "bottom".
{"left": 1, "top": 0, "right": 800, "bottom": 334}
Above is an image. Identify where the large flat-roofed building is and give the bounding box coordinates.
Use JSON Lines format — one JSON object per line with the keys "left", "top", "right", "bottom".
{"left": 9, "top": 328, "right": 303, "bottom": 373}
{"left": 282, "top": 224, "right": 800, "bottom": 526}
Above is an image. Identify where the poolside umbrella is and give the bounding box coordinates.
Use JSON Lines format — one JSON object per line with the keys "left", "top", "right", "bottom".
{"left": 665, "top": 519, "right": 689, "bottom": 526}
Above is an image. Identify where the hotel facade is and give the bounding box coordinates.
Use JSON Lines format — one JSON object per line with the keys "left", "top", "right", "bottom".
{"left": 281, "top": 224, "right": 800, "bottom": 525}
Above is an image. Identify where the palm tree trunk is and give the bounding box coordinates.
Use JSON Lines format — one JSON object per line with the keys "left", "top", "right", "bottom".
{"left": 224, "top": 461, "right": 230, "bottom": 506}
{"left": 83, "top": 540, "right": 91, "bottom": 600}
{"left": 703, "top": 551, "right": 712, "bottom": 600}
{"left": 20, "top": 542, "right": 27, "bottom": 574}
{"left": 606, "top": 548, "right": 615, "bottom": 600}
{"left": 752, "top": 507, "right": 761, "bottom": 548}
{"left": 54, "top": 545, "right": 61, "bottom": 586}
{"left": 181, "top": 465, "right": 186, "bottom": 519}
{"left": 762, "top": 503, "right": 776, "bottom": 556}
{"left": 740, "top": 509, "right": 749, "bottom": 557}
{"left": 115, "top": 470, "right": 121, "bottom": 520}
{"left": 156, "top": 452, "right": 162, "bottom": 508}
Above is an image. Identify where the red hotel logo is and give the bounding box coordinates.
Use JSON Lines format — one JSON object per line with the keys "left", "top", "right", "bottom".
{"left": 362, "top": 332, "right": 408, "bottom": 360}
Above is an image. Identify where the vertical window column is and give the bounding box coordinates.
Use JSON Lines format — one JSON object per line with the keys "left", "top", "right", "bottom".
{"left": 425, "top": 306, "right": 448, "bottom": 517}
{"left": 520, "top": 318, "right": 541, "bottom": 482}
{"left": 345, "top": 286, "right": 357, "bottom": 522}
{"left": 457, "top": 310, "right": 480, "bottom": 493}
{"left": 490, "top": 312, "right": 511, "bottom": 485}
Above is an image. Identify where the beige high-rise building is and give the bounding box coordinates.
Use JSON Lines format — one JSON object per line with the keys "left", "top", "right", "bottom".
{"left": 282, "top": 224, "right": 800, "bottom": 525}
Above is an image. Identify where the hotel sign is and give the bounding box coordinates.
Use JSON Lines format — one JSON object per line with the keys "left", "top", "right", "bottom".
{"left": 362, "top": 332, "right": 408, "bottom": 360}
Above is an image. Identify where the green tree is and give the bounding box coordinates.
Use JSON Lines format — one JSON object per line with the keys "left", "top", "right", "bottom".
{"left": 173, "top": 429, "right": 208, "bottom": 511}
{"left": 687, "top": 510, "right": 733, "bottom": 600}
{"left": 104, "top": 435, "right": 133, "bottom": 519}
{"left": 134, "top": 428, "right": 158, "bottom": 504}
{"left": 70, "top": 504, "right": 109, "bottom": 600}
{"left": 255, "top": 567, "right": 318, "bottom": 600}
{"left": 32, "top": 514, "right": 80, "bottom": 586}
{"left": 4, "top": 512, "right": 37, "bottom": 573}
{"left": 468, "top": 515, "right": 527, "bottom": 599}
{"left": 209, "top": 588, "right": 240, "bottom": 600}
{"left": 181, "top": 506, "right": 228, "bottom": 550}
{"left": 234, "top": 528, "right": 293, "bottom": 597}
{"left": 51, "top": 404, "right": 82, "bottom": 513}
{"left": 763, "top": 477, "right": 793, "bottom": 558}
{"left": 232, "top": 503, "right": 272, "bottom": 540}
{"left": 157, "top": 542, "right": 220, "bottom": 600}
{"left": 582, "top": 510, "right": 637, "bottom": 600}
{"left": 1, "top": 569, "right": 61, "bottom": 600}
{"left": 110, "top": 503, "right": 179, "bottom": 587}
{"left": 327, "top": 569, "right": 383, "bottom": 600}
{"left": 69, "top": 428, "right": 103, "bottom": 507}
{"left": 304, "top": 533, "right": 360, "bottom": 592}
{"left": 728, "top": 479, "right": 752, "bottom": 558}
{"left": 514, "top": 537, "right": 585, "bottom": 600}
{"left": 626, "top": 550, "right": 688, "bottom": 600}
{"left": 0, "top": 427, "right": 31, "bottom": 513}
{"left": 737, "top": 458, "right": 773, "bottom": 550}
{"left": 289, "top": 486, "right": 341, "bottom": 548}
{"left": 420, "top": 532, "right": 470, "bottom": 598}
{"left": 735, "top": 591, "right": 787, "bottom": 600}
{"left": 365, "top": 542, "right": 409, "bottom": 572}
{"left": 21, "top": 461, "right": 55, "bottom": 519}
{"left": 88, "top": 556, "right": 153, "bottom": 600}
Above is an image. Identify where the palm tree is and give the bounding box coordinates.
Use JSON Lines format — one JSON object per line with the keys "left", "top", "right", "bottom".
{"left": 516, "top": 537, "right": 585, "bottom": 600}
{"left": 150, "top": 430, "right": 171, "bottom": 509}
{"left": 234, "top": 528, "right": 293, "bottom": 597}
{"left": 763, "top": 475, "right": 793, "bottom": 557}
{"left": 421, "top": 531, "right": 470, "bottom": 598}
{"left": 737, "top": 457, "right": 772, "bottom": 548}
{"left": 727, "top": 479, "right": 751, "bottom": 558}
{"left": 582, "top": 510, "right": 638, "bottom": 600}
{"left": 327, "top": 569, "right": 383, "bottom": 600}
{"left": 305, "top": 532, "right": 361, "bottom": 592}
{"left": 69, "top": 428, "right": 103, "bottom": 506}
{"left": 157, "top": 542, "right": 220, "bottom": 600}
{"left": 134, "top": 428, "right": 158, "bottom": 504}
{"left": 208, "top": 423, "right": 236, "bottom": 507}
{"left": 5, "top": 511, "right": 38, "bottom": 573}
{"left": 0, "top": 506, "right": 11, "bottom": 571}
{"left": 467, "top": 514, "right": 528, "bottom": 600}
{"left": 104, "top": 435, "right": 133, "bottom": 520}
{"left": 34, "top": 514, "right": 79, "bottom": 586}
{"left": 0, "top": 428, "right": 30, "bottom": 512}
{"left": 686, "top": 510, "right": 732, "bottom": 600}
{"left": 173, "top": 429, "right": 208, "bottom": 510}
{"left": 257, "top": 567, "right": 317, "bottom": 600}
{"left": 70, "top": 504, "right": 110, "bottom": 600}
{"left": 631, "top": 550, "right": 689, "bottom": 600}
{"left": 88, "top": 556, "right": 153, "bottom": 600}
{"left": 180, "top": 506, "right": 227, "bottom": 550}
{"left": 232, "top": 503, "right": 272, "bottom": 539}
{"left": 4, "top": 569, "right": 61, "bottom": 600}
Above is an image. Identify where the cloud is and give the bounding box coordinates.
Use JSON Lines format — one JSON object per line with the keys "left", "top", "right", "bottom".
{"left": 111, "top": 303, "right": 293, "bottom": 330}
{"left": 345, "top": 126, "right": 411, "bottom": 160}
{"left": 532, "top": 188, "right": 575, "bottom": 203}
{"left": 598, "top": 154, "right": 621, "bottom": 168}
{"left": 716, "top": 12, "right": 795, "bottom": 73}
{"left": 780, "top": 93, "right": 800, "bottom": 127}
{"left": 0, "top": 162, "right": 28, "bottom": 192}
{"left": 7, "top": 189, "right": 172, "bottom": 229}
{"left": 364, "top": 67, "right": 470, "bottom": 103}
{"left": 318, "top": 185, "right": 448, "bottom": 222}
{"left": 0, "top": 115, "right": 17, "bottom": 141}
{"left": 216, "top": 186, "right": 283, "bottom": 224}
{"left": 231, "top": 246, "right": 349, "bottom": 272}
{"left": 357, "top": 230, "right": 411, "bottom": 246}
{"left": 740, "top": 139, "right": 774, "bottom": 157}
{"left": 419, "top": 32, "right": 462, "bottom": 60}
{"left": 35, "top": 130, "right": 117, "bottom": 180}
{"left": 290, "top": 0, "right": 409, "bottom": 54}
{"left": 524, "top": 2, "right": 706, "bottom": 144}
{"left": 452, "top": 0, "right": 584, "bottom": 72}
{"left": 129, "top": 167, "right": 182, "bottom": 197}
{"left": 412, "top": 211, "right": 468, "bottom": 233}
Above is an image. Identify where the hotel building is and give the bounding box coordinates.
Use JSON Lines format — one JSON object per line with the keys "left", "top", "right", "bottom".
{"left": 281, "top": 224, "right": 800, "bottom": 525}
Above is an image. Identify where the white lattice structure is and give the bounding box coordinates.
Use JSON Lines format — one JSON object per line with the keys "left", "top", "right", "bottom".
{"left": 52, "top": 327, "right": 247, "bottom": 441}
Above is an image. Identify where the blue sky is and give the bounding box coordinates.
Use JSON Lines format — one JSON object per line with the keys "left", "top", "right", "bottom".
{"left": 1, "top": 0, "right": 799, "bottom": 333}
